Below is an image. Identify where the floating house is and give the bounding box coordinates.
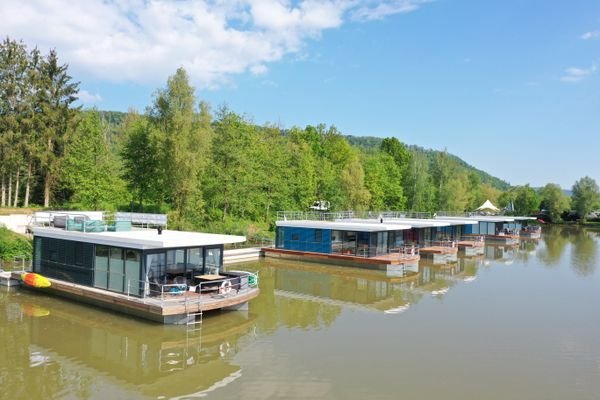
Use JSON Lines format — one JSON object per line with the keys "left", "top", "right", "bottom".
{"left": 20, "top": 212, "right": 259, "bottom": 325}
{"left": 268, "top": 212, "right": 472, "bottom": 268}
{"left": 436, "top": 214, "right": 536, "bottom": 246}
{"left": 268, "top": 217, "right": 420, "bottom": 271}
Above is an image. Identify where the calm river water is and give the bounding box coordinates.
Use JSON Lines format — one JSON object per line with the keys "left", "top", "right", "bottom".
{"left": 1, "top": 226, "right": 600, "bottom": 400}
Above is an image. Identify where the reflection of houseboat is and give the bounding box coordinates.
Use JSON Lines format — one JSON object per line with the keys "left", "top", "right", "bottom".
{"left": 269, "top": 258, "right": 422, "bottom": 314}
{"left": 19, "top": 212, "right": 259, "bottom": 324}
{"left": 16, "top": 293, "right": 255, "bottom": 399}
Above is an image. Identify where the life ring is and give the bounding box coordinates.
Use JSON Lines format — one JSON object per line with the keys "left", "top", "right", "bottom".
{"left": 219, "top": 279, "right": 232, "bottom": 295}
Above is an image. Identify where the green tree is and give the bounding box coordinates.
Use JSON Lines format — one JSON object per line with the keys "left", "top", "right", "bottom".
{"left": 405, "top": 151, "right": 435, "bottom": 212}
{"left": 0, "top": 38, "right": 29, "bottom": 207}
{"left": 513, "top": 185, "right": 540, "bottom": 215}
{"left": 60, "top": 110, "right": 126, "bottom": 210}
{"left": 363, "top": 152, "right": 406, "bottom": 210}
{"left": 148, "top": 68, "right": 213, "bottom": 226}
{"left": 380, "top": 137, "right": 410, "bottom": 177}
{"left": 36, "top": 49, "right": 79, "bottom": 207}
{"left": 571, "top": 176, "right": 600, "bottom": 221}
{"left": 120, "top": 114, "right": 161, "bottom": 210}
{"left": 539, "top": 183, "right": 570, "bottom": 222}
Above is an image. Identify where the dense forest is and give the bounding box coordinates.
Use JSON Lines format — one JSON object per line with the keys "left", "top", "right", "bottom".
{"left": 1, "top": 38, "right": 599, "bottom": 238}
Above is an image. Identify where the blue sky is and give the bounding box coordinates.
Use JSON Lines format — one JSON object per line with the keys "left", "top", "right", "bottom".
{"left": 2, "top": 0, "right": 599, "bottom": 189}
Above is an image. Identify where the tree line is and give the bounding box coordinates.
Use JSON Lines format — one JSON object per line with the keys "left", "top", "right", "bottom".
{"left": 1, "top": 38, "right": 599, "bottom": 237}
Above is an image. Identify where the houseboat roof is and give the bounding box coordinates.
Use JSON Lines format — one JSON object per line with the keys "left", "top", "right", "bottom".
{"left": 275, "top": 220, "right": 412, "bottom": 232}
{"left": 435, "top": 215, "right": 536, "bottom": 223}
{"left": 341, "top": 218, "right": 452, "bottom": 228}
{"left": 32, "top": 227, "right": 246, "bottom": 250}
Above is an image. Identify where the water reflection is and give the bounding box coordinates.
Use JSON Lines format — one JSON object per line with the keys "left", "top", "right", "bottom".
{"left": 570, "top": 228, "right": 598, "bottom": 277}
{"left": 267, "top": 259, "right": 421, "bottom": 316}
{"left": 0, "top": 291, "right": 256, "bottom": 399}
{"left": 538, "top": 225, "right": 570, "bottom": 266}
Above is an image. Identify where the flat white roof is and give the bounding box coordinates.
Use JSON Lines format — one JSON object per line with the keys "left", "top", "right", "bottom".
{"left": 276, "top": 220, "right": 412, "bottom": 232}
{"left": 341, "top": 218, "right": 451, "bottom": 228}
{"left": 435, "top": 216, "right": 536, "bottom": 223}
{"left": 33, "top": 227, "right": 246, "bottom": 250}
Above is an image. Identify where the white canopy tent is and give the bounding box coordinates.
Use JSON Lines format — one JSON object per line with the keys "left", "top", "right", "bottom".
{"left": 476, "top": 200, "right": 500, "bottom": 212}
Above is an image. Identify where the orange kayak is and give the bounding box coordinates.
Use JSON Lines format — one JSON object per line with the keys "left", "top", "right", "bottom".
{"left": 21, "top": 272, "right": 51, "bottom": 288}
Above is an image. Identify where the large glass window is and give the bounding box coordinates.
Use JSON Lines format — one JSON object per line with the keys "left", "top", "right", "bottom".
{"left": 205, "top": 247, "right": 222, "bottom": 275}
{"left": 124, "top": 250, "right": 141, "bottom": 296}
{"left": 109, "top": 247, "right": 124, "bottom": 292}
{"left": 94, "top": 245, "right": 109, "bottom": 289}
{"left": 331, "top": 230, "right": 343, "bottom": 254}
{"left": 187, "top": 247, "right": 203, "bottom": 276}
{"left": 166, "top": 249, "right": 185, "bottom": 276}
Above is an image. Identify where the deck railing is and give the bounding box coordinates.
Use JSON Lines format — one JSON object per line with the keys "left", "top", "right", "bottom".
{"left": 276, "top": 210, "right": 432, "bottom": 221}
{"left": 135, "top": 270, "right": 259, "bottom": 303}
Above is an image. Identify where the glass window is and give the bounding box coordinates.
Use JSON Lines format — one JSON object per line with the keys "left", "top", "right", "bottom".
{"left": 205, "top": 247, "right": 222, "bottom": 275}
{"left": 124, "top": 250, "right": 141, "bottom": 296}
{"left": 187, "top": 248, "right": 203, "bottom": 274}
{"left": 108, "top": 247, "right": 124, "bottom": 292}
{"left": 276, "top": 228, "right": 284, "bottom": 248}
{"left": 94, "top": 245, "right": 109, "bottom": 289}
{"left": 314, "top": 229, "right": 322, "bottom": 242}
{"left": 166, "top": 249, "right": 185, "bottom": 275}
{"left": 146, "top": 253, "right": 166, "bottom": 281}
{"left": 291, "top": 233, "right": 299, "bottom": 241}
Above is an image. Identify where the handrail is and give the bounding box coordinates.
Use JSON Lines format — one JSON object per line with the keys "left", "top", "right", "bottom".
{"left": 276, "top": 210, "right": 432, "bottom": 221}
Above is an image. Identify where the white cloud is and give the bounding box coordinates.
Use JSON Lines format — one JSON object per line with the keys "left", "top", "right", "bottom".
{"left": 351, "top": 0, "right": 430, "bottom": 21}
{"left": 580, "top": 31, "right": 600, "bottom": 40}
{"left": 561, "top": 65, "right": 597, "bottom": 83}
{"left": 77, "top": 90, "right": 103, "bottom": 104}
{"left": 0, "top": 0, "right": 427, "bottom": 88}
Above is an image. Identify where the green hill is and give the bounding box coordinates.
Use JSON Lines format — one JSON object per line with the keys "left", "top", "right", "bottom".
{"left": 345, "top": 135, "right": 510, "bottom": 191}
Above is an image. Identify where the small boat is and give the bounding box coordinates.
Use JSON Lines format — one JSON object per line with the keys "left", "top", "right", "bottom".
{"left": 21, "top": 272, "right": 51, "bottom": 288}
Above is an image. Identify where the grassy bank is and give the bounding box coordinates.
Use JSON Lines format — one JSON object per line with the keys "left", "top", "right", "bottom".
{"left": 0, "top": 227, "right": 32, "bottom": 262}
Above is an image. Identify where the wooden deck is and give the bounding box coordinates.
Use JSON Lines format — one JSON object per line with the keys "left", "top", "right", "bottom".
{"left": 419, "top": 246, "right": 458, "bottom": 255}
{"left": 12, "top": 272, "right": 259, "bottom": 324}
{"left": 263, "top": 248, "right": 420, "bottom": 268}
{"left": 457, "top": 240, "right": 485, "bottom": 248}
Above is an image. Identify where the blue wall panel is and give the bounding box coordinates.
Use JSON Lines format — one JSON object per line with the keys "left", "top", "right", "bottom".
{"left": 281, "top": 227, "right": 332, "bottom": 253}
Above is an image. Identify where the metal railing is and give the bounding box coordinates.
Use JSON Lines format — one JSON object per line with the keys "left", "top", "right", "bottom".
{"left": 276, "top": 210, "right": 432, "bottom": 221}
{"left": 419, "top": 239, "right": 458, "bottom": 249}
{"left": 0, "top": 256, "right": 32, "bottom": 272}
{"left": 138, "top": 270, "right": 259, "bottom": 303}
{"left": 28, "top": 211, "right": 168, "bottom": 233}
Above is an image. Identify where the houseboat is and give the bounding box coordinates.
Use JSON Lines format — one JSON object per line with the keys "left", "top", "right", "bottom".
{"left": 519, "top": 225, "right": 542, "bottom": 239}
{"left": 266, "top": 213, "right": 420, "bottom": 272}
{"left": 17, "top": 211, "right": 259, "bottom": 325}
{"left": 435, "top": 214, "right": 536, "bottom": 246}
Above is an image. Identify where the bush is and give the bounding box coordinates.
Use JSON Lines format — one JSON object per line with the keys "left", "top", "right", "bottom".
{"left": 0, "top": 227, "right": 32, "bottom": 261}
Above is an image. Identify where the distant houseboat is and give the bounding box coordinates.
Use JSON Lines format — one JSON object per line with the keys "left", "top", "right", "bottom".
{"left": 266, "top": 211, "right": 478, "bottom": 269}
{"left": 519, "top": 225, "right": 542, "bottom": 239}
{"left": 19, "top": 212, "right": 259, "bottom": 325}
{"left": 266, "top": 216, "right": 420, "bottom": 272}
{"left": 436, "top": 214, "right": 536, "bottom": 246}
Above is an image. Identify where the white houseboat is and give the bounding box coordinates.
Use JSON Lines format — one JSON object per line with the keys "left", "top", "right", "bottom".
{"left": 20, "top": 212, "right": 259, "bottom": 325}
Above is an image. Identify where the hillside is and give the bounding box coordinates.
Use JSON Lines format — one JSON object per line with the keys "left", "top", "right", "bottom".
{"left": 97, "top": 110, "right": 511, "bottom": 192}
{"left": 346, "top": 135, "right": 511, "bottom": 191}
